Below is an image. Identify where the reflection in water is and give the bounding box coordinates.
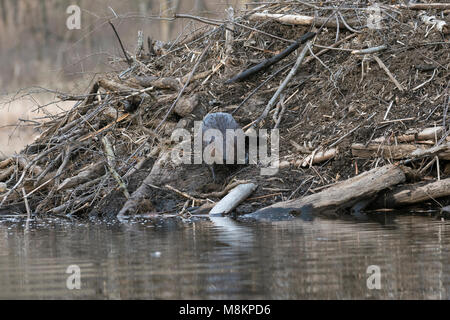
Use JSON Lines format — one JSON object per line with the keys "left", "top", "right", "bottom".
{"left": 0, "top": 214, "right": 449, "bottom": 299}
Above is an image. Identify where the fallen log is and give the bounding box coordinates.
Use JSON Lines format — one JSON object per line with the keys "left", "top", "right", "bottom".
{"left": 57, "top": 161, "right": 106, "bottom": 192}
{"left": 371, "top": 178, "right": 450, "bottom": 209}
{"left": 0, "top": 166, "right": 14, "bottom": 181}
{"left": 395, "top": 3, "right": 450, "bottom": 10}
{"left": 372, "top": 127, "right": 445, "bottom": 144}
{"left": 134, "top": 76, "right": 181, "bottom": 91}
{"left": 352, "top": 143, "right": 420, "bottom": 160}
{"left": 248, "top": 13, "right": 359, "bottom": 30}
{"left": 409, "top": 142, "right": 450, "bottom": 160}
{"left": 0, "top": 158, "right": 12, "bottom": 169}
{"left": 352, "top": 142, "right": 450, "bottom": 160}
{"left": 243, "top": 164, "right": 405, "bottom": 219}
{"left": 98, "top": 78, "right": 139, "bottom": 94}
{"left": 209, "top": 183, "right": 258, "bottom": 216}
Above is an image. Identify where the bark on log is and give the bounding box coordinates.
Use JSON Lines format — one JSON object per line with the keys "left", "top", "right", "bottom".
{"left": 0, "top": 158, "right": 12, "bottom": 169}
{"left": 0, "top": 166, "right": 14, "bottom": 181}
{"left": 352, "top": 142, "right": 450, "bottom": 160}
{"left": 244, "top": 164, "right": 405, "bottom": 219}
{"left": 135, "top": 76, "right": 181, "bottom": 91}
{"left": 410, "top": 142, "right": 450, "bottom": 160}
{"left": 371, "top": 178, "right": 450, "bottom": 209}
{"left": 57, "top": 161, "right": 106, "bottom": 191}
{"left": 396, "top": 3, "right": 450, "bottom": 10}
{"left": 352, "top": 143, "right": 420, "bottom": 159}
{"left": 98, "top": 79, "right": 137, "bottom": 94}
{"left": 372, "top": 127, "right": 444, "bottom": 143}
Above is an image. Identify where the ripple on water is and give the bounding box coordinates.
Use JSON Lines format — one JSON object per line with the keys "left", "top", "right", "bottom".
{"left": 0, "top": 214, "right": 449, "bottom": 299}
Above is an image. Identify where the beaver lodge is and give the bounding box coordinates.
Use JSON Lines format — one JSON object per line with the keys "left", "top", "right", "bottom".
{"left": 0, "top": 1, "right": 449, "bottom": 221}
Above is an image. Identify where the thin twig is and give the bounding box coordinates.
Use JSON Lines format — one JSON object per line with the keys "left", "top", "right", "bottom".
{"left": 254, "top": 41, "right": 312, "bottom": 127}
{"left": 373, "top": 55, "right": 404, "bottom": 92}
{"left": 109, "top": 20, "right": 132, "bottom": 67}
{"left": 155, "top": 41, "right": 211, "bottom": 133}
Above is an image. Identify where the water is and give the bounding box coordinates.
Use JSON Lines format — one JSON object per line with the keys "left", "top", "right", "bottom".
{"left": 0, "top": 213, "right": 449, "bottom": 299}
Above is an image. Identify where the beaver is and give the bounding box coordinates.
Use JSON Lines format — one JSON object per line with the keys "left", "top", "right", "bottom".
{"left": 201, "top": 112, "right": 247, "bottom": 181}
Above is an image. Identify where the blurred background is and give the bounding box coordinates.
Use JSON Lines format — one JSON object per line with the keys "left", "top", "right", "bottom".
{"left": 0, "top": 0, "right": 260, "bottom": 158}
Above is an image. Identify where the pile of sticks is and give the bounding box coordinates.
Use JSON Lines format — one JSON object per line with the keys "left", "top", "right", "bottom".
{"left": 1, "top": 1, "right": 449, "bottom": 219}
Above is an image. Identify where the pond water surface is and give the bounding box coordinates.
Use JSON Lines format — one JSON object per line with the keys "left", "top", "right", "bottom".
{"left": 0, "top": 213, "right": 449, "bottom": 299}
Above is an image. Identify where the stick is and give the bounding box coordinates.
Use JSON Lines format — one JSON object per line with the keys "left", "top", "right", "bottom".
{"left": 328, "top": 114, "right": 373, "bottom": 148}
{"left": 254, "top": 40, "right": 312, "bottom": 127}
{"left": 352, "top": 45, "right": 387, "bottom": 55}
{"left": 199, "top": 180, "right": 251, "bottom": 199}
{"left": 396, "top": 3, "right": 450, "bottom": 10}
{"left": 225, "top": 32, "right": 315, "bottom": 84}
{"left": 102, "top": 136, "right": 130, "bottom": 199}
{"left": 165, "top": 184, "right": 204, "bottom": 203}
{"left": 299, "top": 148, "right": 338, "bottom": 167}
{"left": 383, "top": 100, "right": 394, "bottom": 121}
{"left": 248, "top": 13, "right": 358, "bottom": 30}
{"left": 109, "top": 20, "right": 132, "bottom": 67}
{"left": 224, "top": 6, "right": 234, "bottom": 67}
{"left": 412, "top": 68, "right": 437, "bottom": 91}
{"left": 373, "top": 55, "right": 405, "bottom": 92}
{"left": 232, "top": 62, "right": 294, "bottom": 115}
{"left": 155, "top": 41, "right": 211, "bottom": 133}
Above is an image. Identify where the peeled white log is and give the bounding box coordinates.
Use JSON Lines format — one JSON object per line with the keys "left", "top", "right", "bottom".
{"left": 298, "top": 148, "right": 338, "bottom": 167}
{"left": 372, "top": 127, "right": 443, "bottom": 143}
{"left": 209, "top": 183, "right": 258, "bottom": 216}
{"left": 248, "top": 13, "right": 356, "bottom": 30}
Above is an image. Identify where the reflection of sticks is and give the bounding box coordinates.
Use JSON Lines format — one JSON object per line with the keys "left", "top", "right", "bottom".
{"left": 225, "top": 32, "right": 315, "bottom": 84}
{"left": 109, "top": 20, "right": 132, "bottom": 67}
{"left": 22, "top": 188, "right": 31, "bottom": 219}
